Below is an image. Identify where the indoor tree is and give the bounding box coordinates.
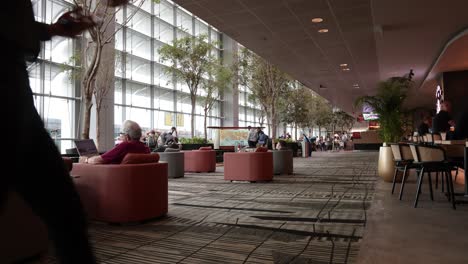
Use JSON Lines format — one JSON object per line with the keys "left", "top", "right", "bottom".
{"left": 239, "top": 48, "right": 291, "bottom": 140}
{"left": 354, "top": 76, "right": 412, "bottom": 143}
{"left": 198, "top": 60, "right": 232, "bottom": 142}
{"left": 158, "top": 34, "right": 217, "bottom": 137}
{"left": 278, "top": 84, "right": 314, "bottom": 140}
{"left": 311, "top": 97, "right": 333, "bottom": 137}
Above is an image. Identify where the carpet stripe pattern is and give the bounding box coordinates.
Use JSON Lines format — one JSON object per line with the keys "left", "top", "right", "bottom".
{"left": 42, "top": 151, "right": 378, "bottom": 264}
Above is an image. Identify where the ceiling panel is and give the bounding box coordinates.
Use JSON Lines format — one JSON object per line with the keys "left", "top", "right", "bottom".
{"left": 174, "top": 0, "right": 468, "bottom": 112}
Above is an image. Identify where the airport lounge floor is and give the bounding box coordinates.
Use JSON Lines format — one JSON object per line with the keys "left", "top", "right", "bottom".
{"left": 41, "top": 151, "right": 468, "bottom": 264}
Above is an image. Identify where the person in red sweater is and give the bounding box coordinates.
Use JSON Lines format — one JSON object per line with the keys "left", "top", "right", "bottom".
{"left": 81, "top": 120, "right": 150, "bottom": 164}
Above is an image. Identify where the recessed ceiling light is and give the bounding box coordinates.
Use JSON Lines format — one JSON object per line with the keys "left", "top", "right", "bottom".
{"left": 353, "top": 84, "right": 360, "bottom": 88}
{"left": 318, "top": 29, "right": 329, "bottom": 33}
{"left": 311, "top": 18, "right": 323, "bottom": 23}
{"left": 343, "top": 68, "right": 350, "bottom": 71}
{"left": 340, "top": 63, "right": 348, "bottom": 67}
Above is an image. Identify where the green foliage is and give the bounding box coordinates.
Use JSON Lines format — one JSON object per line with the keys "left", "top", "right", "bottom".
{"left": 158, "top": 34, "right": 214, "bottom": 94}
{"left": 179, "top": 137, "right": 208, "bottom": 144}
{"left": 278, "top": 84, "right": 315, "bottom": 128}
{"left": 329, "top": 110, "right": 355, "bottom": 132}
{"left": 273, "top": 138, "right": 295, "bottom": 144}
{"left": 59, "top": 52, "right": 82, "bottom": 81}
{"left": 354, "top": 76, "right": 412, "bottom": 143}
{"left": 312, "top": 97, "right": 333, "bottom": 129}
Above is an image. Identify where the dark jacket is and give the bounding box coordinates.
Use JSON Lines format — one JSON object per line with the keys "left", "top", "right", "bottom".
{"left": 432, "top": 111, "right": 452, "bottom": 133}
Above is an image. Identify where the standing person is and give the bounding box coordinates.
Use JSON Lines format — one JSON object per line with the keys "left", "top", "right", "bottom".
{"left": 0, "top": 0, "right": 131, "bottom": 263}
{"left": 257, "top": 128, "right": 269, "bottom": 147}
{"left": 247, "top": 126, "right": 258, "bottom": 147}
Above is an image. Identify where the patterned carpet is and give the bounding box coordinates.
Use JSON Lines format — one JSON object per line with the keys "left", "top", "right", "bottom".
{"left": 46, "top": 151, "right": 378, "bottom": 264}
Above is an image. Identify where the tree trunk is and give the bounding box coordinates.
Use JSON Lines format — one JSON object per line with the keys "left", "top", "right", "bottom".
{"left": 82, "top": 98, "right": 93, "bottom": 139}
{"left": 294, "top": 123, "right": 297, "bottom": 141}
{"left": 191, "top": 95, "right": 196, "bottom": 138}
{"left": 270, "top": 104, "right": 277, "bottom": 140}
{"left": 81, "top": 33, "right": 103, "bottom": 140}
{"left": 271, "top": 111, "right": 277, "bottom": 150}
{"left": 203, "top": 108, "right": 208, "bottom": 143}
{"left": 318, "top": 126, "right": 321, "bottom": 137}
{"left": 96, "top": 105, "right": 101, "bottom": 150}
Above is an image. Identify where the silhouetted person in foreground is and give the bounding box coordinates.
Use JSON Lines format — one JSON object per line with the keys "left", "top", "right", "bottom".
{"left": 0, "top": 1, "right": 130, "bottom": 263}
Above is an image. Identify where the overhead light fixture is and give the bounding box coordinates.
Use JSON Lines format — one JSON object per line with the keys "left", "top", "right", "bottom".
{"left": 311, "top": 18, "right": 323, "bottom": 23}
{"left": 353, "top": 84, "right": 360, "bottom": 88}
{"left": 340, "top": 63, "right": 348, "bottom": 67}
{"left": 343, "top": 68, "right": 350, "bottom": 71}
{"left": 318, "top": 29, "right": 329, "bottom": 33}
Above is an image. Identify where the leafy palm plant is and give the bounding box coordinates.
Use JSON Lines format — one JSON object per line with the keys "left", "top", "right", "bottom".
{"left": 354, "top": 76, "right": 412, "bottom": 143}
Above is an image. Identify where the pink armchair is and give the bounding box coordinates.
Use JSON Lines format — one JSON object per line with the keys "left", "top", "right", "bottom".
{"left": 72, "top": 161, "right": 168, "bottom": 223}
{"left": 183, "top": 149, "right": 216, "bottom": 173}
{"left": 224, "top": 152, "right": 273, "bottom": 182}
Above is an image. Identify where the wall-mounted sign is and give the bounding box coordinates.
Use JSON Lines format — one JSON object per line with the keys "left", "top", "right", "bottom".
{"left": 176, "top": 114, "right": 184, "bottom": 127}
{"left": 164, "top": 113, "right": 172, "bottom": 126}
{"left": 436, "top": 85, "right": 444, "bottom": 113}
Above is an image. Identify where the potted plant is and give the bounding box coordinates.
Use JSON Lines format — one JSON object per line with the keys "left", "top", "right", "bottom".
{"left": 354, "top": 76, "right": 412, "bottom": 182}
{"left": 179, "top": 137, "right": 214, "bottom": 150}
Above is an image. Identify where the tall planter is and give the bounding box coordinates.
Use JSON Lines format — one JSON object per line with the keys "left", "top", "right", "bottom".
{"left": 378, "top": 144, "right": 395, "bottom": 182}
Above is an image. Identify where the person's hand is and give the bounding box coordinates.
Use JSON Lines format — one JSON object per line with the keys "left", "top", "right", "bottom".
{"left": 107, "top": 0, "right": 131, "bottom": 7}
{"left": 48, "top": 8, "right": 96, "bottom": 38}
{"left": 79, "top": 156, "right": 89, "bottom": 163}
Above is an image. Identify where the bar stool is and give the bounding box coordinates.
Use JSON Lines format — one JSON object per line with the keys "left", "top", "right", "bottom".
{"left": 409, "top": 144, "right": 456, "bottom": 209}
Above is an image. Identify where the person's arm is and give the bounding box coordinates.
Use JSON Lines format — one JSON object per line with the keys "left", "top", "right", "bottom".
{"left": 34, "top": 22, "right": 52, "bottom": 41}
{"left": 87, "top": 155, "right": 105, "bottom": 164}
{"left": 78, "top": 155, "right": 104, "bottom": 164}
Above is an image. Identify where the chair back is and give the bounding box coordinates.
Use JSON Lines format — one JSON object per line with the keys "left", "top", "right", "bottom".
{"left": 432, "top": 133, "right": 442, "bottom": 141}
{"left": 409, "top": 144, "right": 420, "bottom": 163}
{"left": 411, "top": 144, "right": 446, "bottom": 163}
{"left": 400, "top": 144, "right": 413, "bottom": 161}
{"left": 390, "top": 144, "right": 402, "bottom": 161}
{"left": 423, "top": 134, "right": 433, "bottom": 144}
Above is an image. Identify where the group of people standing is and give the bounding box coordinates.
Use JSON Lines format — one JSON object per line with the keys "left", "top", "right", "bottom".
{"left": 247, "top": 126, "right": 269, "bottom": 148}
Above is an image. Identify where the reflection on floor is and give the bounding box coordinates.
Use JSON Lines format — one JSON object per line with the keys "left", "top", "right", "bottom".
{"left": 44, "top": 151, "right": 379, "bottom": 264}
{"left": 358, "top": 168, "right": 468, "bottom": 264}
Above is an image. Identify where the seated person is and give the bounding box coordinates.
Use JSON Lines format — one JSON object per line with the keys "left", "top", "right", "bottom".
{"left": 145, "top": 130, "right": 159, "bottom": 149}
{"left": 417, "top": 116, "right": 431, "bottom": 136}
{"left": 80, "top": 120, "right": 150, "bottom": 164}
